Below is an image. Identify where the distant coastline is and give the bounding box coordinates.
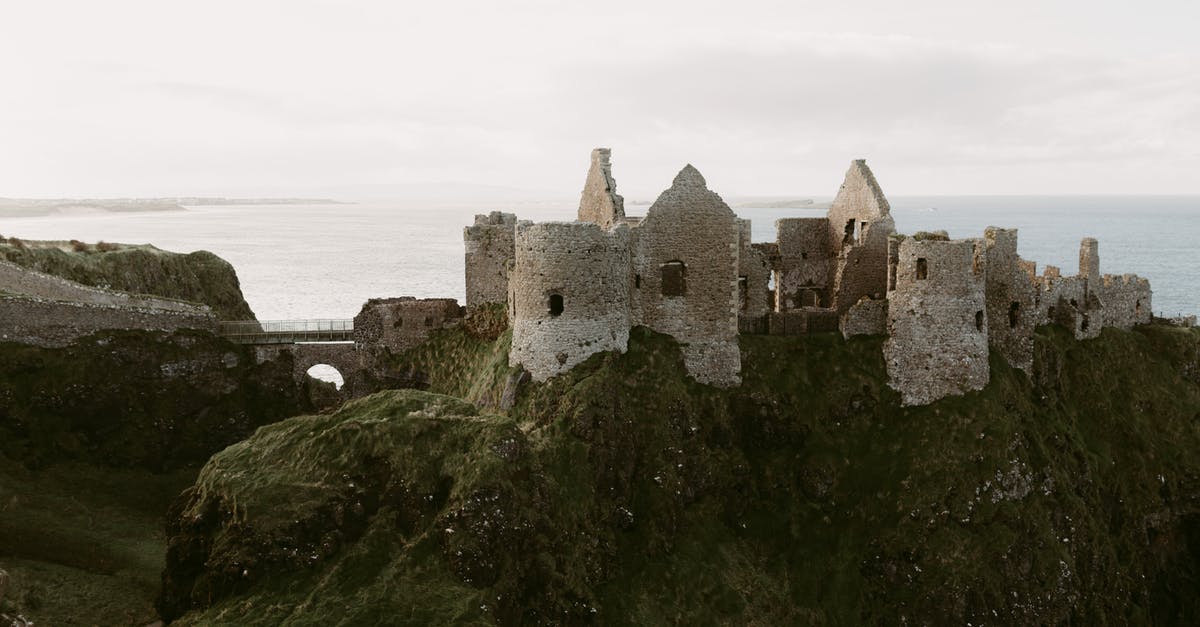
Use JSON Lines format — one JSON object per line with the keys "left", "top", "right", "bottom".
{"left": 0, "top": 197, "right": 347, "bottom": 217}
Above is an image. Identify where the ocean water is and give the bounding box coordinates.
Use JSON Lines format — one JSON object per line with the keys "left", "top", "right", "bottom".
{"left": 2, "top": 196, "right": 1196, "bottom": 320}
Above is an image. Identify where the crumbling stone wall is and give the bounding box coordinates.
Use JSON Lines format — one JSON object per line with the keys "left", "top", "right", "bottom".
{"left": 509, "top": 221, "right": 631, "bottom": 381}
{"left": 254, "top": 342, "right": 361, "bottom": 400}
{"left": 827, "top": 160, "right": 896, "bottom": 313}
{"left": 884, "top": 236, "right": 990, "bottom": 406}
{"left": 983, "top": 228, "right": 1036, "bottom": 373}
{"left": 577, "top": 148, "right": 625, "bottom": 229}
{"left": 464, "top": 212, "right": 517, "bottom": 308}
{"left": 774, "top": 217, "right": 832, "bottom": 310}
{"left": 0, "top": 259, "right": 208, "bottom": 314}
{"left": 841, "top": 296, "right": 888, "bottom": 338}
{"left": 630, "top": 165, "right": 741, "bottom": 387}
{"left": 737, "top": 218, "right": 771, "bottom": 330}
{"left": 353, "top": 297, "right": 463, "bottom": 353}
{"left": 1035, "top": 274, "right": 1100, "bottom": 340}
{"left": 0, "top": 295, "right": 216, "bottom": 348}
{"left": 1098, "top": 274, "right": 1152, "bottom": 329}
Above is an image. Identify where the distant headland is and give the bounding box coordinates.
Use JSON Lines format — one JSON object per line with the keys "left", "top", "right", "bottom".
{"left": 0, "top": 197, "right": 347, "bottom": 217}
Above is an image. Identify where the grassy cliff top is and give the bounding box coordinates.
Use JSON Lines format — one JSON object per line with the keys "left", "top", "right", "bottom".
{"left": 0, "top": 238, "right": 255, "bottom": 319}
{"left": 157, "top": 321, "right": 1200, "bottom": 625}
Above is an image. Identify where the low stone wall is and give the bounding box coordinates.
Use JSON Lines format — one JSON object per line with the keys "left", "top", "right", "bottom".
{"left": 353, "top": 297, "right": 464, "bottom": 353}
{"left": 0, "top": 295, "right": 216, "bottom": 348}
{"left": 0, "top": 260, "right": 206, "bottom": 313}
{"left": 765, "top": 309, "right": 839, "bottom": 335}
{"left": 841, "top": 297, "right": 888, "bottom": 338}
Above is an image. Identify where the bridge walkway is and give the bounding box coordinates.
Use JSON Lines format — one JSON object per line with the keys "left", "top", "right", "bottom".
{"left": 218, "top": 319, "right": 354, "bottom": 344}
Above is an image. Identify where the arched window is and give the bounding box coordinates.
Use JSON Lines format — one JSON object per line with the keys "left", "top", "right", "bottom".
{"left": 661, "top": 261, "right": 686, "bottom": 297}
{"left": 975, "top": 310, "right": 984, "bottom": 332}
{"left": 548, "top": 293, "right": 564, "bottom": 316}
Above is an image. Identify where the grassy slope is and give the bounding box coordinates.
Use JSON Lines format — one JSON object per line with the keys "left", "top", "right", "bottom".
{"left": 160, "top": 322, "right": 1200, "bottom": 625}
{"left": 0, "top": 458, "right": 196, "bottom": 625}
{"left": 0, "top": 240, "right": 256, "bottom": 319}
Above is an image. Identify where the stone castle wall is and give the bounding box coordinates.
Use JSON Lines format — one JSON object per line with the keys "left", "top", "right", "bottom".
{"left": 0, "top": 295, "right": 216, "bottom": 348}
{"left": 463, "top": 212, "right": 517, "bottom": 309}
{"left": 630, "top": 166, "right": 741, "bottom": 387}
{"left": 884, "top": 237, "right": 990, "bottom": 406}
{"left": 353, "top": 297, "right": 463, "bottom": 353}
{"left": 509, "top": 221, "right": 631, "bottom": 381}
{"left": 983, "top": 228, "right": 1036, "bottom": 373}
{"left": 737, "top": 219, "right": 772, "bottom": 324}
{"left": 774, "top": 217, "right": 832, "bottom": 310}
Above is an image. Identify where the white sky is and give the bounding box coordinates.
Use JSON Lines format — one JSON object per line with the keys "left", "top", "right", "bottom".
{"left": 1, "top": 0, "right": 1197, "bottom": 198}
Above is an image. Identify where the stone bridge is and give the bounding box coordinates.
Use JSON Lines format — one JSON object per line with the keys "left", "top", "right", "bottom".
{"left": 220, "top": 299, "right": 466, "bottom": 401}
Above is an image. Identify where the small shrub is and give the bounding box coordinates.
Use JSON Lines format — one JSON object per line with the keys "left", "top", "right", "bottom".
{"left": 70, "top": 239, "right": 89, "bottom": 252}
{"left": 96, "top": 241, "right": 119, "bottom": 252}
{"left": 7, "top": 237, "right": 25, "bottom": 249}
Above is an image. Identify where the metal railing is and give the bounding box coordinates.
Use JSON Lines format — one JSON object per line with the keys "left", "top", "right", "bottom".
{"left": 218, "top": 319, "right": 354, "bottom": 344}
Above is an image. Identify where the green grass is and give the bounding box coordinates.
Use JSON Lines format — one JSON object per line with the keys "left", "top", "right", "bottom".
{"left": 0, "top": 241, "right": 256, "bottom": 319}
{"left": 0, "top": 457, "right": 196, "bottom": 625}
{"left": 159, "top": 323, "right": 1200, "bottom": 625}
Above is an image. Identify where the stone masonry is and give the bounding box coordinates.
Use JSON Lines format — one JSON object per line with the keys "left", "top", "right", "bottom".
{"left": 884, "top": 235, "right": 990, "bottom": 406}
{"left": 466, "top": 148, "right": 1154, "bottom": 404}
{"left": 463, "top": 211, "right": 517, "bottom": 309}
{"left": 509, "top": 221, "right": 631, "bottom": 381}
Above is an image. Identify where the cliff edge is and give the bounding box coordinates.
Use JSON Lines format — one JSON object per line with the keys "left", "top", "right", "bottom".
{"left": 156, "top": 321, "right": 1200, "bottom": 625}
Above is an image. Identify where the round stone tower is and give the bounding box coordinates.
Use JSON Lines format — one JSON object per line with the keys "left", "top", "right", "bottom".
{"left": 509, "top": 221, "right": 631, "bottom": 381}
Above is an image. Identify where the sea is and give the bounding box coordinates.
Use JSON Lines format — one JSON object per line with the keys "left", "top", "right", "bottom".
{"left": 2, "top": 196, "right": 1197, "bottom": 320}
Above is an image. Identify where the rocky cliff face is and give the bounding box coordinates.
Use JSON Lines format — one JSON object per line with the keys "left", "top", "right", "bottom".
{"left": 0, "top": 241, "right": 256, "bottom": 320}
{"left": 157, "top": 323, "right": 1200, "bottom": 625}
{"left": 0, "top": 329, "right": 308, "bottom": 471}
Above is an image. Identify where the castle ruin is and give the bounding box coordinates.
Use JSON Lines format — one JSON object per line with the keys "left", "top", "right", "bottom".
{"left": 464, "top": 148, "right": 1154, "bottom": 405}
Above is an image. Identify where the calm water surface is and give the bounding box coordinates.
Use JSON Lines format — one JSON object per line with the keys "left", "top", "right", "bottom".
{"left": 2, "top": 196, "right": 1196, "bottom": 319}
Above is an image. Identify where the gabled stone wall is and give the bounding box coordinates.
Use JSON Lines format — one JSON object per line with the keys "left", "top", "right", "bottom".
{"left": 827, "top": 160, "right": 896, "bottom": 314}
{"left": 630, "top": 166, "right": 741, "bottom": 387}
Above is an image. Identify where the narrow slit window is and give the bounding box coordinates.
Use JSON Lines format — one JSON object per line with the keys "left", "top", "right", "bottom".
{"left": 916, "top": 258, "right": 928, "bottom": 280}
{"left": 548, "top": 293, "right": 564, "bottom": 316}
{"left": 975, "top": 310, "right": 984, "bottom": 331}
{"left": 843, "top": 219, "right": 856, "bottom": 245}
{"left": 1008, "top": 302, "right": 1020, "bottom": 329}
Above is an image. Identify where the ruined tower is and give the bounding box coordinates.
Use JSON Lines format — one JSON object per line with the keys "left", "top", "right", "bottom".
{"left": 463, "top": 211, "right": 517, "bottom": 309}
{"left": 884, "top": 234, "right": 989, "bottom": 406}
{"left": 508, "top": 221, "right": 631, "bottom": 381}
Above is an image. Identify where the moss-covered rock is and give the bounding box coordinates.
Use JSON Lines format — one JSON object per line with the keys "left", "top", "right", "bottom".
{"left": 0, "top": 240, "right": 256, "bottom": 319}
{"left": 159, "top": 323, "right": 1200, "bottom": 625}
{"left": 0, "top": 329, "right": 309, "bottom": 471}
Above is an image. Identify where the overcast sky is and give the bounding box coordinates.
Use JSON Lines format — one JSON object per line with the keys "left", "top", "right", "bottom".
{"left": 1, "top": 0, "right": 1197, "bottom": 198}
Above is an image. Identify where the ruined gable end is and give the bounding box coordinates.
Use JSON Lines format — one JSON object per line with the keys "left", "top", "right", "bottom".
{"left": 827, "top": 159, "right": 897, "bottom": 313}
{"left": 633, "top": 163, "right": 741, "bottom": 387}
{"left": 577, "top": 148, "right": 626, "bottom": 229}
